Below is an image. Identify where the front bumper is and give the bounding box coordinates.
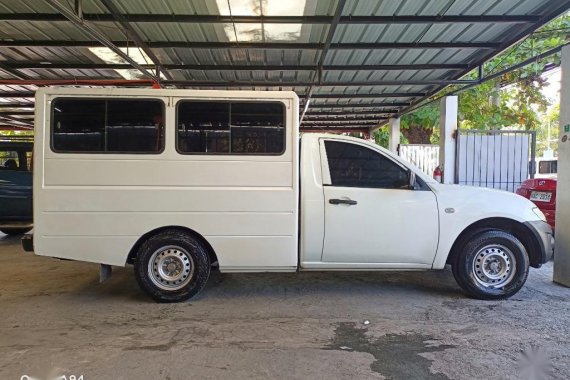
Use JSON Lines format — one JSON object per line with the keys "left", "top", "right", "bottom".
{"left": 524, "top": 220, "right": 554, "bottom": 265}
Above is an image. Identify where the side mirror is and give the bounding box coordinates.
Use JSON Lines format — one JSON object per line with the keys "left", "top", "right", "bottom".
{"left": 408, "top": 169, "right": 417, "bottom": 190}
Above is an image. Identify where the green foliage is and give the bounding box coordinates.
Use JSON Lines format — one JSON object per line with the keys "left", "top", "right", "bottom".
{"left": 373, "top": 128, "right": 389, "bottom": 148}
{"left": 401, "top": 103, "right": 439, "bottom": 131}
{"left": 0, "top": 130, "right": 33, "bottom": 136}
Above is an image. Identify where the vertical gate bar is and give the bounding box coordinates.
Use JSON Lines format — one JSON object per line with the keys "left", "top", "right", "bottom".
{"left": 472, "top": 131, "right": 476, "bottom": 186}
{"left": 464, "top": 131, "right": 468, "bottom": 185}
{"left": 462, "top": 132, "right": 466, "bottom": 185}
{"left": 499, "top": 133, "right": 503, "bottom": 190}
{"left": 507, "top": 134, "right": 517, "bottom": 191}
{"left": 455, "top": 129, "right": 460, "bottom": 184}
{"left": 512, "top": 134, "right": 518, "bottom": 193}
{"left": 505, "top": 133, "right": 510, "bottom": 192}
{"left": 530, "top": 130, "right": 536, "bottom": 179}
{"left": 485, "top": 131, "right": 489, "bottom": 187}
{"left": 479, "top": 132, "right": 483, "bottom": 188}
{"left": 493, "top": 133, "right": 498, "bottom": 189}
{"left": 515, "top": 134, "right": 528, "bottom": 191}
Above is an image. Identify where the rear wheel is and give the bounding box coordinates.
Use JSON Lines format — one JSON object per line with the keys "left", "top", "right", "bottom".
{"left": 0, "top": 227, "right": 32, "bottom": 236}
{"left": 452, "top": 230, "right": 529, "bottom": 300}
{"left": 134, "top": 230, "right": 211, "bottom": 302}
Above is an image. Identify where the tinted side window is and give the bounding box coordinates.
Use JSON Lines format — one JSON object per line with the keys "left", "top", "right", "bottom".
{"left": 52, "top": 99, "right": 164, "bottom": 153}
{"left": 324, "top": 141, "right": 409, "bottom": 189}
{"left": 0, "top": 150, "right": 21, "bottom": 170}
{"left": 177, "top": 101, "right": 285, "bottom": 154}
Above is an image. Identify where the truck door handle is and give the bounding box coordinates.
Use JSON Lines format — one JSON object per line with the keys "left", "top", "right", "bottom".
{"left": 329, "top": 198, "right": 358, "bottom": 205}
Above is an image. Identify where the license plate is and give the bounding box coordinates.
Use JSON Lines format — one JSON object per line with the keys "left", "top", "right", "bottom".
{"left": 530, "top": 191, "right": 552, "bottom": 202}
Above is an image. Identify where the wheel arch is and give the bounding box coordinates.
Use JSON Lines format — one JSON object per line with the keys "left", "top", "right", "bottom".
{"left": 126, "top": 226, "right": 218, "bottom": 267}
{"left": 446, "top": 217, "right": 543, "bottom": 268}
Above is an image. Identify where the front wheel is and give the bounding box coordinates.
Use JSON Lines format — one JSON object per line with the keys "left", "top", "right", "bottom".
{"left": 134, "top": 230, "right": 211, "bottom": 302}
{"left": 452, "top": 230, "right": 529, "bottom": 300}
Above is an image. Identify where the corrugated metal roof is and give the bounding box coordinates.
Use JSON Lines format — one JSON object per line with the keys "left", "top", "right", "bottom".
{"left": 0, "top": 0, "right": 568, "bottom": 131}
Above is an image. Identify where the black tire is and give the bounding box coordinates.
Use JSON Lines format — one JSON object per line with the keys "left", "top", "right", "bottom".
{"left": 452, "top": 230, "right": 529, "bottom": 300}
{"left": 134, "top": 230, "right": 211, "bottom": 303}
{"left": 0, "top": 227, "right": 32, "bottom": 236}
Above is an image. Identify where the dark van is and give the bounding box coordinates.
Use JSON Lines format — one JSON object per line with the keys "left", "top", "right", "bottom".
{"left": 0, "top": 136, "right": 33, "bottom": 235}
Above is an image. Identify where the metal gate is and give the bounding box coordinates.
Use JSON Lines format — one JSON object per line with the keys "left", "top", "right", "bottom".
{"left": 399, "top": 144, "right": 439, "bottom": 176}
{"left": 455, "top": 129, "right": 536, "bottom": 192}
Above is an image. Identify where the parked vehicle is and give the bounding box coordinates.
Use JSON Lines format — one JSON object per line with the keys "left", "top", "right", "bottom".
{"left": 0, "top": 135, "right": 33, "bottom": 235}
{"left": 23, "top": 88, "right": 554, "bottom": 302}
{"left": 535, "top": 157, "right": 558, "bottom": 179}
{"left": 516, "top": 178, "right": 557, "bottom": 230}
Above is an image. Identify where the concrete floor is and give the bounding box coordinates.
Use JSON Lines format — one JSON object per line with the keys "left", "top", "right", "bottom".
{"left": 1, "top": 234, "right": 569, "bottom": 380}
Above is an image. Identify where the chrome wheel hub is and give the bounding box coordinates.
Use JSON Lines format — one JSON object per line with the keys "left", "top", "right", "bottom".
{"left": 148, "top": 246, "right": 194, "bottom": 290}
{"left": 472, "top": 245, "right": 516, "bottom": 288}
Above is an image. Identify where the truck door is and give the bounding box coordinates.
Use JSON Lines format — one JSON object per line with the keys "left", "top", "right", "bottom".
{"left": 320, "top": 138, "right": 439, "bottom": 266}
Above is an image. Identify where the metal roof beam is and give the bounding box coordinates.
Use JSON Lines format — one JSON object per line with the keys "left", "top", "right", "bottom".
{"left": 5, "top": 62, "right": 468, "bottom": 71}
{"left": 300, "top": 128, "right": 371, "bottom": 133}
{"left": 0, "top": 111, "right": 34, "bottom": 115}
{"left": 0, "top": 61, "right": 31, "bottom": 80}
{"left": 301, "top": 0, "right": 346, "bottom": 123}
{"left": 0, "top": 115, "right": 33, "bottom": 126}
{"left": 163, "top": 79, "right": 477, "bottom": 86}
{"left": 98, "top": 0, "right": 172, "bottom": 82}
{"left": 44, "top": 0, "right": 158, "bottom": 82}
{"left": 302, "top": 121, "right": 381, "bottom": 125}
{"left": 309, "top": 102, "right": 409, "bottom": 108}
{"left": 0, "top": 89, "right": 422, "bottom": 100}
{"left": 0, "top": 103, "right": 34, "bottom": 108}
{"left": 302, "top": 92, "right": 426, "bottom": 99}
{"left": 0, "top": 92, "right": 35, "bottom": 98}
{"left": 0, "top": 40, "right": 501, "bottom": 50}
{"left": 305, "top": 110, "right": 398, "bottom": 116}
{"left": 0, "top": 13, "right": 541, "bottom": 24}
{"left": 303, "top": 117, "right": 387, "bottom": 122}
{"left": 0, "top": 124, "right": 33, "bottom": 130}
{"left": 304, "top": 114, "right": 390, "bottom": 118}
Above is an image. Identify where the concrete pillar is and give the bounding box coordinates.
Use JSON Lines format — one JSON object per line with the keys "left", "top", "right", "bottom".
{"left": 388, "top": 117, "right": 400, "bottom": 153}
{"left": 366, "top": 129, "right": 375, "bottom": 143}
{"left": 554, "top": 45, "right": 570, "bottom": 287}
{"left": 439, "top": 96, "right": 458, "bottom": 184}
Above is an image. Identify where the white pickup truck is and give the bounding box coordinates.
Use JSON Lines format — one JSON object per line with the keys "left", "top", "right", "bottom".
{"left": 23, "top": 88, "right": 553, "bottom": 302}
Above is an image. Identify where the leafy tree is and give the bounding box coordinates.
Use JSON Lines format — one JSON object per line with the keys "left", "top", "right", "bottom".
{"left": 373, "top": 128, "right": 389, "bottom": 148}
{"left": 400, "top": 103, "right": 438, "bottom": 144}
{"left": 373, "top": 126, "right": 409, "bottom": 149}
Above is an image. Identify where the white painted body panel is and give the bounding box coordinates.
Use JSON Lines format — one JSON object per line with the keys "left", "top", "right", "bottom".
{"left": 34, "top": 88, "right": 299, "bottom": 271}
{"left": 322, "top": 186, "right": 439, "bottom": 264}
{"left": 319, "top": 137, "right": 439, "bottom": 266}
{"left": 33, "top": 89, "right": 543, "bottom": 273}
{"left": 299, "top": 134, "right": 543, "bottom": 270}
{"left": 430, "top": 183, "right": 542, "bottom": 269}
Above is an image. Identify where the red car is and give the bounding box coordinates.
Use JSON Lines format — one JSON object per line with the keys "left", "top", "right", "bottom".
{"left": 516, "top": 178, "right": 557, "bottom": 229}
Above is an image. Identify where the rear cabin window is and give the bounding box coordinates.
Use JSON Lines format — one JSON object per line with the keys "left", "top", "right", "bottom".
{"left": 177, "top": 101, "right": 285, "bottom": 154}
{"left": 538, "top": 160, "right": 557, "bottom": 175}
{"left": 51, "top": 98, "right": 164, "bottom": 153}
